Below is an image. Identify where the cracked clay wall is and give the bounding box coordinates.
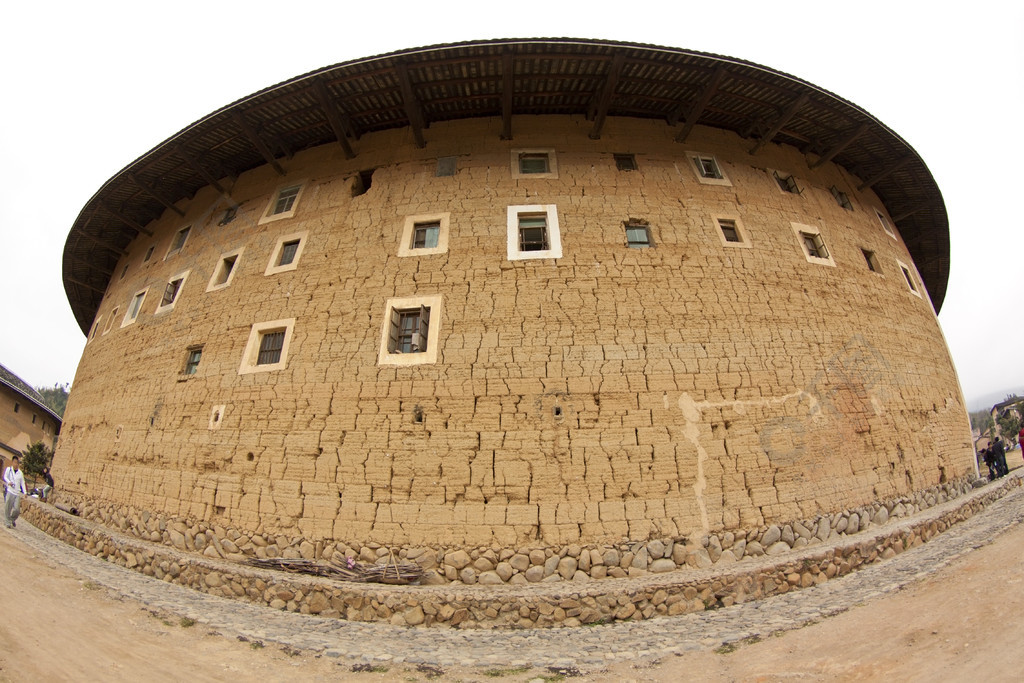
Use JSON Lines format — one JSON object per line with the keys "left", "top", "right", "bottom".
{"left": 53, "top": 115, "right": 974, "bottom": 550}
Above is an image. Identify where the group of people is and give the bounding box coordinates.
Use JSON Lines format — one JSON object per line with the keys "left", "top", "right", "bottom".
{"left": 2, "top": 458, "right": 54, "bottom": 529}
{"left": 980, "top": 437, "right": 1011, "bottom": 480}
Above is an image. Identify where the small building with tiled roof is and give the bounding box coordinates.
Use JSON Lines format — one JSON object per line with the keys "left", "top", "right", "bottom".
{"left": 0, "top": 363, "right": 61, "bottom": 462}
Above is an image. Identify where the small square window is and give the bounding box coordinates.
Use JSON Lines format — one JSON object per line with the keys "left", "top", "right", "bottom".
{"left": 511, "top": 149, "right": 558, "bottom": 179}
{"left": 862, "top": 249, "right": 880, "bottom": 273}
{"left": 103, "top": 307, "right": 119, "bottom": 335}
{"left": 165, "top": 226, "right": 191, "bottom": 259}
{"left": 156, "top": 271, "right": 190, "bottom": 313}
{"left": 218, "top": 205, "right": 238, "bottom": 226}
{"left": 378, "top": 295, "right": 443, "bottom": 366}
{"left": 397, "top": 213, "right": 450, "bottom": 257}
{"left": 183, "top": 346, "right": 203, "bottom": 375}
{"left": 436, "top": 156, "right": 457, "bottom": 177}
{"left": 614, "top": 154, "right": 638, "bottom": 171}
{"left": 119, "top": 264, "right": 129, "bottom": 280}
{"left": 773, "top": 171, "right": 800, "bottom": 194}
{"left": 121, "top": 290, "right": 148, "bottom": 327}
{"left": 687, "top": 152, "right": 731, "bottom": 186}
{"left": 265, "top": 232, "right": 308, "bottom": 275}
{"left": 259, "top": 182, "right": 306, "bottom": 225}
{"left": 412, "top": 222, "right": 440, "bottom": 249}
{"left": 876, "top": 209, "right": 897, "bottom": 239}
{"left": 898, "top": 260, "right": 921, "bottom": 297}
{"left": 625, "top": 221, "right": 651, "bottom": 248}
{"left": 143, "top": 245, "right": 155, "bottom": 262}
{"left": 207, "top": 248, "right": 243, "bottom": 291}
{"left": 830, "top": 186, "right": 853, "bottom": 211}
{"left": 507, "top": 205, "right": 562, "bottom": 260}
{"left": 13, "top": 403, "right": 19, "bottom": 413}
{"left": 715, "top": 216, "right": 750, "bottom": 248}
{"left": 238, "top": 318, "right": 295, "bottom": 374}
{"left": 792, "top": 222, "right": 835, "bottom": 266}
{"left": 720, "top": 220, "right": 741, "bottom": 243}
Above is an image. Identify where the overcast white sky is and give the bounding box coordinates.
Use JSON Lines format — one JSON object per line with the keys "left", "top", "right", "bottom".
{"left": 1, "top": 1, "right": 1021, "bottom": 409}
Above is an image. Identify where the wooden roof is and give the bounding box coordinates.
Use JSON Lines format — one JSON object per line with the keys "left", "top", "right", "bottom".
{"left": 63, "top": 38, "right": 949, "bottom": 333}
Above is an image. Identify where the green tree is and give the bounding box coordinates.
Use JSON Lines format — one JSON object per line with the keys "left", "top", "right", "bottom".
{"left": 35, "top": 383, "right": 69, "bottom": 417}
{"left": 970, "top": 410, "right": 994, "bottom": 436}
{"left": 20, "top": 441, "right": 53, "bottom": 485}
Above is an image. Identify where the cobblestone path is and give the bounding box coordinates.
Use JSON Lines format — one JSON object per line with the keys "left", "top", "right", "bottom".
{"left": 7, "top": 478, "right": 1023, "bottom": 671}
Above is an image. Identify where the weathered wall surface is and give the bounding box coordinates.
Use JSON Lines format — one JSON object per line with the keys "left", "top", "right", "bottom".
{"left": 54, "top": 116, "right": 973, "bottom": 549}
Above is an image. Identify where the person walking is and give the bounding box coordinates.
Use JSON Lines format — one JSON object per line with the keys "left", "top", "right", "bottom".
{"left": 3, "top": 456, "right": 27, "bottom": 528}
{"left": 991, "top": 438, "right": 1009, "bottom": 477}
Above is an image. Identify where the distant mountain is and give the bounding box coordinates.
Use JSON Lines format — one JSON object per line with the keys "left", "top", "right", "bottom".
{"left": 967, "top": 387, "right": 1024, "bottom": 412}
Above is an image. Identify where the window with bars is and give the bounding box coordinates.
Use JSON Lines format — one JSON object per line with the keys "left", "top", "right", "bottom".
{"left": 388, "top": 306, "right": 430, "bottom": 354}
{"left": 278, "top": 240, "right": 300, "bottom": 266}
{"left": 614, "top": 154, "right": 638, "bottom": 171}
{"left": 625, "top": 222, "right": 651, "bottom": 248}
{"left": 257, "top": 330, "right": 286, "bottom": 365}
{"left": 830, "top": 186, "right": 853, "bottom": 210}
{"left": 411, "top": 222, "right": 440, "bottom": 249}
{"left": 801, "top": 231, "right": 829, "bottom": 260}
{"left": 774, "top": 171, "right": 800, "bottom": 194}
{"left": 719, "top": 219, "right": 742, "bottom": 243}
{"left": 518, "top": 214, "right": 549, "bottom": 251}
{"left": 183, "top": 347, "right": 203, "bottom": 375}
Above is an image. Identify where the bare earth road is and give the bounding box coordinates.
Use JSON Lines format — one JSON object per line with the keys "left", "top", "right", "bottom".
{"left": 1, "top": 485, "right": 1022, "bottom": 682}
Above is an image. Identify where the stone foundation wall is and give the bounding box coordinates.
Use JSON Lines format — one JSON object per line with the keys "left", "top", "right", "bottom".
{"left": 25, "top": 476, "right": 1015, "bottom": 628}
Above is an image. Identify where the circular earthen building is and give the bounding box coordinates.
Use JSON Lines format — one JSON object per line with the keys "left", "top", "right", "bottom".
{"left": 56, "top": 39, "right": 972, "bottom": 575}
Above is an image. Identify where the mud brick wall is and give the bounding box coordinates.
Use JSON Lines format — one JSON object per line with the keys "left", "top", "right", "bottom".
{"left": 54, "top": 116, "right": 973, "bottom": 552}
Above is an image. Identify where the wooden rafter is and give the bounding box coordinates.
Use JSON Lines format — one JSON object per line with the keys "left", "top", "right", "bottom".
{"left": 501, "top": 51, "right": 514, "bottom": 140}
{"left": 674, "top": 65, "right": 726, "bottom": 143}
{"left": 312, "top": 80, "right": 356, "bottom": 159}
{"left": 892, "top": 203, "right": 928, "bottom": 222}
{"left": 99, "top": 202, "right": 153, "bottom": 238}
{"left": 174, "top": 144, "right": 228, "bottom": 195}
{"left": 749, "top": 94, "right": 809, "bottom": 155}
{"left": 65, "top": 276, "right": 107, "bottom": 296}
{"left": 809, "top": 123, "right": 869, "bottom": 169}
{"left": 74, "top": 222, "right": 129, "bottom": 257}
{"left": 589, "top": 53, "right": 626, "bottom": 140}
{"left": 232, "top": 112, "right": 286, "bottom": 175}
{"left": 127, "top": 173, "right": 185, "bottom": 217}
{"left": 395, "top": 62, "right": 426, "bottom": 148}
{"left": 857, "top": 156, "right": 914, "bottom": 191}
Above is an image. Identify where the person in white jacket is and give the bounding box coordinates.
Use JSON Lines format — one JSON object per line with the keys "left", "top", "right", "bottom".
{"left": 4, "top": 456, "right": 27, "bottom": 528}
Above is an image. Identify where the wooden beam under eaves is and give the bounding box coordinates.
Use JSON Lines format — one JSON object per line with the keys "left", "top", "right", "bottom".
{"left": 395, "top": 62, "right": 426, "bottom": 148}
{"left": 809, "top": 122, "right": 869, "bottom": 169}
{"left": 75, "top": 222, "right": 129, "bottom": 257}
{"left": 675, "top": 65, "right": 726, "bottom": 144}
{"left": 501, "top": 51, "right": 514, "bottom": 140}
{"left": 892, "top": 203, "right": 928, "bottom": 222}
{"left": 174, "top": 144, "right": 228, "bottom": 195}
{"left": 66, "top": 276, "right": 107, "bottom": 296}
{"left": 127, "top": 173, "right": 185, "bottom": 217}
{"left": 99, "top": 202, "right": 153, "bottom": 237}
{"left": 749, "top": 94, "right": 809, "bottom": 155}
{"left": 232, "top": 112, "right": 286, "bottom": 175}
{"left": 857, "top": 156, "right": 914, "bottom": 191}
{"left": 312, "top": 80, "right": 356, "bottom": 159}
{"left": 589, "top": 53, "right": 626, "bottom": 140}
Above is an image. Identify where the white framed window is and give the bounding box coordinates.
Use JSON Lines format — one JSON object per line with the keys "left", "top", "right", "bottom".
{"left": 506, "top": 205, "right": 562, "bottom": 261}
{"left": 378, "top": 295, "right": 443, "bottom": 366}
{"left": 155, "top": 270, "right": 190, "bottom": 314}
{"left": 861, "top": 248, "right": 881, "bottom": 273}
{"left": 687, "top": 152, "right": 731, "bottom": 186}
{"left": 121, "top": 288, "right": 149, "bottom": 327}
{"left": 715, "top": 216, "right": 752, "bottom": 249}
{"left": 206, "top": 248, "right": 244, "bottom": 292}
{"left": 771, "top": 170, "right": 801, "bottom": 194}
{"left": 397, "top": 213, "right": 450, "bottom": 257}
{"left": 258, "top": 182, "right": 306, "bottom": 225}
{"left": 875, "top": 209, "right": 897, "bottom": 239}
{"left": 624, "top": 220, "right": 652, "bottom": 248}
{"left": 264, "top": 231, "right": 308, "bottom": 275}
{"left": 830, "top": 185, "right": 853, "bottom": 211}
{"left": 103, "top": 307, "right": 119, "bottom": 335}
{"left": 238, "top": 318, "right": 295, "bottom": 374}
{"left": 791, "top": 222, "right": 835, "bottom": 266}
{"left": 88, "top": 317, "right": 101, "bottom": 341}
{"left": 164, "top": 226, "right": 191, "bottom": 259}
{"left": 897, "top": 259, "right": 922, "bottom": 297}
{"left": 511, "top": 149, "right": 558, "bottom": 179}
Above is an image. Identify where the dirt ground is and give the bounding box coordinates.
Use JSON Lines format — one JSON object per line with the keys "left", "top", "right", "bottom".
{"left": 2, "top": 513, "right": 1022, "bottom": 683}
